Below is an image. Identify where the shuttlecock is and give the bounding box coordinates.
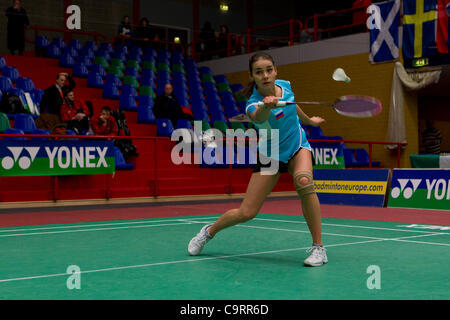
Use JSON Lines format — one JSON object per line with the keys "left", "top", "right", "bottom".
{"left": 332, "top": 68, "right": 351, "bottom": 83}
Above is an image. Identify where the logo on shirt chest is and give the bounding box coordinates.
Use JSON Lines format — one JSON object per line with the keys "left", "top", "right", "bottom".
{"left": 274, "top": 109, "right": 285, "bottom": 120}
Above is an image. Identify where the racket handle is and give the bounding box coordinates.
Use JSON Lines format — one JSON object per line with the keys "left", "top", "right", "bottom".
{"left": 257, "top": 101, "right": 287, "bottom": 107}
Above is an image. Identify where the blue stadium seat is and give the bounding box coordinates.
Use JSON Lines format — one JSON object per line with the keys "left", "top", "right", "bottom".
{"left": 84, "top": 41, "right": 98, "bottom": 52}
{"left": 87, "top": 72, "right": 104, "bottom": 88}
{"left": 0, "top": 76, "right": 13, "bottom": 91}
{"left": 114, "top": 146, "right": 134, "bottom": 170}
{"left": 137, "top": 105, "right": 156, "bottom": 124}
{"left": 114, "top": 44, "right": 128, "bottom": 55}
{"left": 156, "top": 118, "right": 174, "bottom": 137}
{"left": 105, "top": 74, "right": 121, "bottom": 87}
{"left": 0, "top": 56, "right": 6, "bottom": 69}
{"left": 103, "top": 84, "right": 120, "bottom": 99}
{"left": 80, "top": 47, "right": 95, "bottom": 59}
{"left": 8, "top": 88, "right": 25, "bottom": 98}
{"left": 171, "top": 51, "right": 184, "bottom": 64}
{"left": 214, "top": 75, "right": 228, "bottom": 84}
{"left": 120, "top": 84, "right": 138, "bottom": 97}
{"left": 343, "top": 148, "right": 358, "bottom": 167}
{"left": 35, "top": 36, "right": 50, "bottom": 50}
{"left": 99, "top": 42, "right": 113, "bottom": 53}
{"left": 198, "top": 66, "right": 212, "bottom": 74}
{"left": 30, "top": 129, "right": 50, "bottom": 140}
{"left": 52, "top": 38, "right": 66, "bottom": 50}
{"left": 3, "top": 128, "right": 26, "bottom": 140}
{"left": 1, "top": 66, "right": 20, "bottom": 82}
{"left": 143, "top": 48, "right": 156, "bottom": 60}
{"left": 89, "top": 64, "right": 107, "bottom": 77}
{"left": 46, "top": 44, "right": 61, "bottom": 58}
{"left": 68, "top": 39, "right": 82, "bottom": 50}
{"left": 230, "top": 84, "right": 244, "bottom": 93}
{"left": 138, "top": 95, "right": 154, "bottom": 108}
{"left": 73, "top": 62, "right": 89, "bottom": 78}
{"left": 119, "top": 94, "right": 138, "bottom": 111}
{"left": 125, "top": 67, "right": 139, "bottom": 78}
{"left": 77, "top": 55, "right": 93, "bottom": 67}
{"left": 16, "top": 77, "right": 35, "bottom": 92}
{"left": 59, "top": 53, "right": 75, "bottom": 68}
{"left": 128, "top": 52, "right": 142, "bottom": 62}
{"left": 112, "top": 51, "right": 127, "bottom": 63}
{"left": 354, "top": 148, "right": 381, "bottom": 167}
{"left": 31, "top": 89, "right": 44, "bottom": 105}
{"left": 63, "top": 46, "right": 78, "bottom": 58}
{"left": 14, "top": 113, "right": 37, "bottom": 133}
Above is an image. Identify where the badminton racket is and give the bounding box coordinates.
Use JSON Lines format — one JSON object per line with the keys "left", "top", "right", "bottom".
{"left": 229, "top": 95, "right": 382, "bottom": 122}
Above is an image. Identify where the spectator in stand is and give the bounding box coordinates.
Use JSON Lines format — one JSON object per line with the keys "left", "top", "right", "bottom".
{"left": 91, "top": 106, "right": 118, "bottom": 136}
{"left": 153, "top": 83, "right": 193, "bottom": 129}
{"left": 5, "top": 0, "right": 29, "bottom": 56}
{"left": 60, "top": 88, "right": 91, "bottom": 135}
{"left": 134, "top": 17, "right": 153, "bottom": 48}
{"left": 422, "top": 120, "right": 442, "bottom": 155}
{"left": 118, "top": 15, "right": 133, "bottom": 37}
{"left": 35, "top": 72, "right": 76, "bottom": 130}
{"left": 198, "top": 21, "right": 216, "bottom": 61}
{"left": 352, "top": 0, "right": 372, "bottom": 34}
{"left": 217, "top": 25, "right": 230, "bottom": 58}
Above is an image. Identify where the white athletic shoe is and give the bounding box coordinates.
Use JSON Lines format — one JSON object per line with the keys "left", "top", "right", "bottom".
{"left": 188, "top": 224, "right": 213, "bottom": 256}
{"left": 304, "top": 245, "right": 328, "bottom": 267}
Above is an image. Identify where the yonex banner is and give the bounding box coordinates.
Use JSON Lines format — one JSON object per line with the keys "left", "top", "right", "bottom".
{"left": 388, "top": 169, "right": 450, "bottom": 210}
{"left": 310, "top": 142, "right": 345, "bottom": 169}
{"left": 313, "top": 169, "right": 390, "bottom": 207}
{"left": 0, "top": 140, "right": 115, "bottom": 177}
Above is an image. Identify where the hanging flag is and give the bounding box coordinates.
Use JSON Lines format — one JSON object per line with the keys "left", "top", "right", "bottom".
{"left": 437, "top": 0, "right": 450, "bottom": 54}
{"left": 403, "top": 0, "right": 437, "bottom": 59}
{"left": 368, "top": 0, "right": 400, "bottom": 63}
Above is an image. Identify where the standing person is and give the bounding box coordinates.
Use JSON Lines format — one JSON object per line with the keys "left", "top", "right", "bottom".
{"left": 217, "top": 25, "right": 230, "bottom": 58}
{"left": 5, "top": 0, "right": 29, "bottom": 56}
{"left": 198, "top": 21, "right": 216, "bottom": 61}
{"left": 188, "top": 52, "right": 328, "bottom": 267}
{"left": 134, "top": 17, "right": 153, "bottom": 48}
{"left": 117, "top": 15, "right": 132, "bottom": 37}
{"left": 422, "top": 120, "right": 442, "bottom": 154}
{"left": 153, "top": 83, "right": 193, "bottom": 128}
{"left": 35, "top": 72, "right": 75, "bottom": 130}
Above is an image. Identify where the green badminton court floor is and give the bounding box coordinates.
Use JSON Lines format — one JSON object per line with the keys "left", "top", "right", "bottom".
{"left": 0, "top": 213, "right": 449, "bottom": 300}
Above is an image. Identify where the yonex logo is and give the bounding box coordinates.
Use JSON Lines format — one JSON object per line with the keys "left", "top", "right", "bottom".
{"left": 390, "top": 179, "right": 422, "bottom": 199}
{"left": 1, "top": 147, "right": 40, "bottom": 170}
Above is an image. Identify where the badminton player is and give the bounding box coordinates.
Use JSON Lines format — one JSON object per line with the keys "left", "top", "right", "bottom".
{"left": 188, "top": 52, "right": 328, "bottom": 267}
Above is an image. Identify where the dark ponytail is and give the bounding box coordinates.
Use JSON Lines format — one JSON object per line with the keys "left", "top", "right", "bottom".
{"left": 242, "top": 52, "right": 275, "bottom": 99}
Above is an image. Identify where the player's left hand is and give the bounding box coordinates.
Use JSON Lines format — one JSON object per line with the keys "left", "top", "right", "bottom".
{"left": 309, "top": 116, "right": 325, "bottom": 126}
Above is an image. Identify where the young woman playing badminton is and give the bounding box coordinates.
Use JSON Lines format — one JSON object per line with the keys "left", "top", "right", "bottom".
{"left": 188, "top": 52, "right": 327, "bottom": 267}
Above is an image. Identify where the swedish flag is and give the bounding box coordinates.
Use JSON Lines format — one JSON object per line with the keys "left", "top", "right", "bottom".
{"left": 403, "top": 0, "right": 437, "bottom": 58}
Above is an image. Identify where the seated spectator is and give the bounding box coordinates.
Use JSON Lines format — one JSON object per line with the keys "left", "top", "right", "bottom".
{"left": 60, "top": 88, "right": 91, "bottom": 135}
{"left": 153, "top": 83, "right": 193, "bottom": 128}
{"left": 35, "top": 72, "right": 76, "bottom": 130}
{"left": 91, "top": 106, "right": 118, "bottom": 136}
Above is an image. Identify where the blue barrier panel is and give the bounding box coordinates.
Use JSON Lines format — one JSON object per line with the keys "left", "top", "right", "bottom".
{"left": 313, "top": 169, "right": 390, "bottom": 207}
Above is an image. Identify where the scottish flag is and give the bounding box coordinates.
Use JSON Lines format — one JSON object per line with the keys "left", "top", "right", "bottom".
{"left": 369, "top": 0, "right": 400, "bottom": 63}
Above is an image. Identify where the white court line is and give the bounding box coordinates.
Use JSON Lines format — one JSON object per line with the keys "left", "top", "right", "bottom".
{"left": 0, "top": 238, "right": 397, "bottom": 284}
{"left": 185, "top": 219, "right": 450, "bottom": 244}
{"left": 0, "top": 218, "right": 191, "bottom": 234}
{"left": 0, "top": 232, "right": 445, "bottom": 284}
{"left": 0, "top": 221, "right": 197, "bottom": 238}
{"left": 185, "top": 215, "right": 450, "bottom": 235}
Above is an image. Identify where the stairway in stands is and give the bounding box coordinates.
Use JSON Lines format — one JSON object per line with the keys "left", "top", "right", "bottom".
{"left": 1, "top": 54, "right": 294, "bottom": 202}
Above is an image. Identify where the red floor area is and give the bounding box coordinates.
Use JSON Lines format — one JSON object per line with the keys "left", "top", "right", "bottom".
{"left": 0, "top": 200, "right": 448, "bottom": 228}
